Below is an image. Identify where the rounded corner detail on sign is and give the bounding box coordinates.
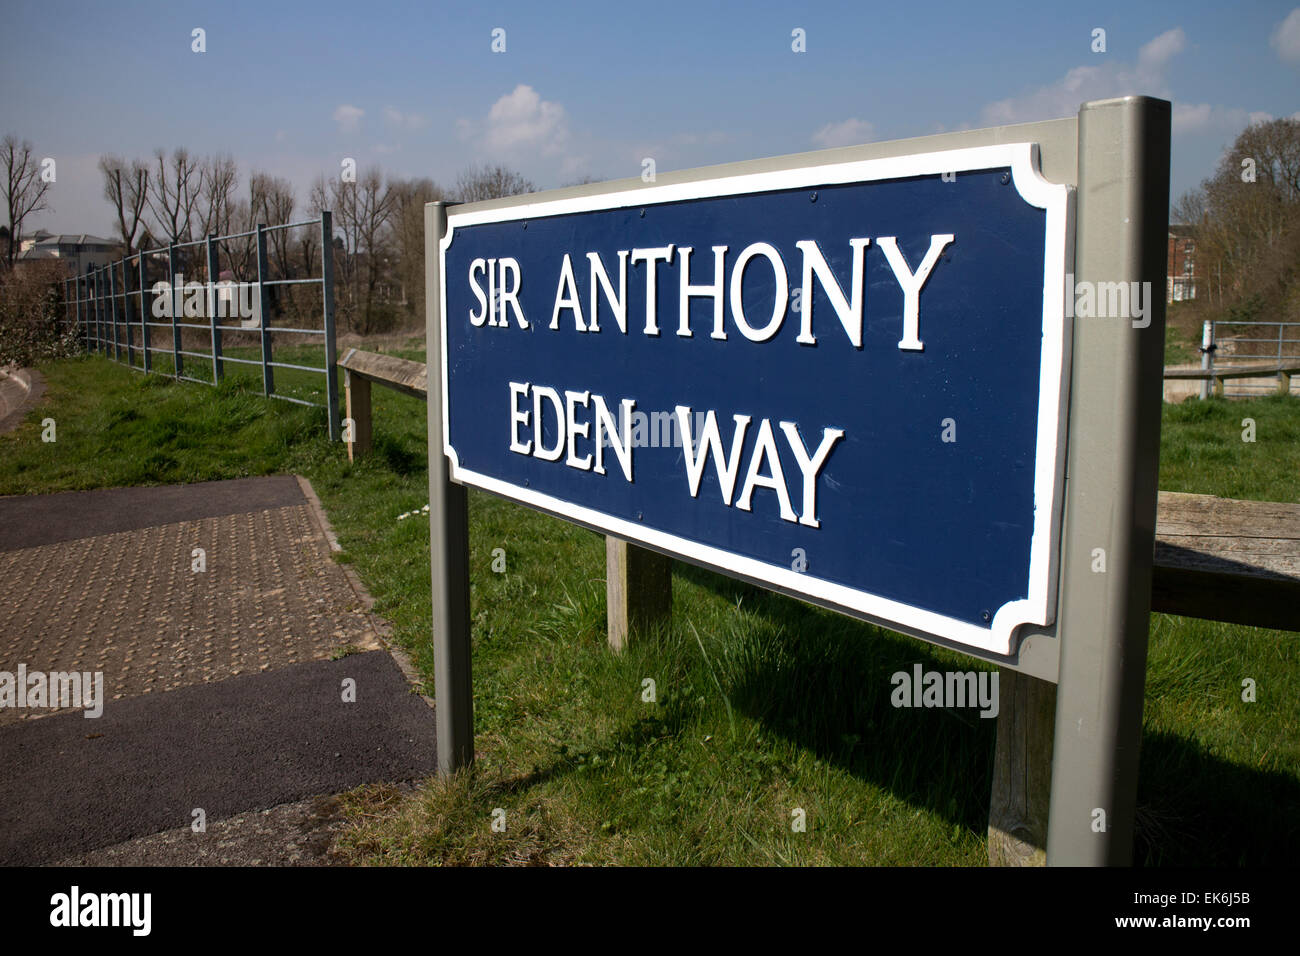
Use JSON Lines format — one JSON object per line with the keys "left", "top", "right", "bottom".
{"left": 441, "top": 228, "right": 455, "bottom": 253}
{"left": 444, "top": 443, "right": 462, "bottom": 477}
{"left": 1008, "top": 142, "right": 1071, "bottom": 212}
{"left": 991, "top": 598, "right": 1052, "bottom": 657}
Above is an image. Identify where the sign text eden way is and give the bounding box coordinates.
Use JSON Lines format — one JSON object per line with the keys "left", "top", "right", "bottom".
{"left": 440, "top": 144, "right": 1073, "bottom": 659}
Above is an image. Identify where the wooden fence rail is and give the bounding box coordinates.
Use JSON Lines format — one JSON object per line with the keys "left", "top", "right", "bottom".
{"left": 1163, "top": 362, "right": 1300, "bottom": 398}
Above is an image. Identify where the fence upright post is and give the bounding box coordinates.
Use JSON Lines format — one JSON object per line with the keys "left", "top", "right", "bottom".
{"left": 255, "top": 224, "right": 273, "bottom": 397}
{"left": 1278, "top": 322, "right": 1285, "bottom": 393}
{"left": 139, "top": 253, "right": 151, "bottom": 373}
{"left": 167, "top": 244, "right": 182, "bottom": 378}
{"left": 95, "top": 268, "right": 102, "bottom": 355}
{"left": 100, "top": 266, "right": 109, "bottom": 355}
{"left": 111, "top": 263, "right": 123, "bottom": 363}
{"left": 606, "top": 538, "right": 672, "bottom": 651}
{"left": 206, "top": 234, "right": 223, "bottom": 384}
{"left": 121, "top": 260, "right": 136, "bottom": 368}
{"left": 70, "top": 277, "right": 81, "bottom": 351}
{"left": 1200, "top": 319, "right": 1214, "bottom": 400}
{"left": 343, "top": 371, "right": 370, "bottom": 459}
{"left": 102, "top": 267, "right": 115, "bottom": 361}
{"left": 320, "top": 211, "right": 340, "bottom": 440}
{"left": 88, "top": 267, "right": 97, "bottom": 352}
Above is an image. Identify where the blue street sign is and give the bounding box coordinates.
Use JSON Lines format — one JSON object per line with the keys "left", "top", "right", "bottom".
{"left": 439, "top": 145, "right": 1072, "bottom": 656}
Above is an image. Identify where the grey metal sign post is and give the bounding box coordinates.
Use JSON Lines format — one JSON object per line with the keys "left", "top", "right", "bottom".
{"left": 1046, "top": 96, "right": 1169, "bottom": 865}
{"left": 425, "top": 200, "right": 474, "bottom": 775}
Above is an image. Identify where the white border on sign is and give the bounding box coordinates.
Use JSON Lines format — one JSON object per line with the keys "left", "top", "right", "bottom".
{"left": 439, "top": 143, "right": 1074, "bottom": 657}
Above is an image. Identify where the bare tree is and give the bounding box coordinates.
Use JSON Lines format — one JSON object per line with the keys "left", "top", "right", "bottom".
{"left": 198, "top": 154, "right": 239, "bottom": 238}
{"left": 327, "top": 166, "right": 397, "bottom": 334}
{"left": 389, "top": 177, "right": 443, "bottom": 321}
{"left": 300, "top": 173, "right": 327, "bottom": 278}
{"left": 1180, "top": 117, "right": 1300, "bottom": 318}
{"left": 223, "top": 196, "right": 256, "bottom": 281}
{"left": 146, "top": 148, "right": 203, "bottom": 247}
{"left": 98, "top": 155, "right": 149, "bottom": 258}
{"left": 1171, "top": 186, "right": 1206, "bottom": 228}
{"left": 2, "top": 134, "right": 52, "bottom": 267}
{"left": 249, "top": 171, "right": 295, "bottom": 277}
{"left": 454, "top": 163, "right": 535, "bottom": 202}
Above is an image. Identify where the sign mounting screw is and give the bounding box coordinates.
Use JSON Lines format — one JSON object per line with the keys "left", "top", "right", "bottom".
{"left": 1000, "top": 172, "right": 1011, "bottom": 185}
{"left": 810, "top": 191, "right": 818, "bottom": 202}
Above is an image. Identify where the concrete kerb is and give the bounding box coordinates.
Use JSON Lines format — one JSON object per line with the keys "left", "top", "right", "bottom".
{"left": 294, "top": 474, "right": 438, "bottom": 716}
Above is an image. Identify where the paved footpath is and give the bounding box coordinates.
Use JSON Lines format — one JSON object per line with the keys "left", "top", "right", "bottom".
{"left": 0, "top": 475, "right": 437, "bottom": 865}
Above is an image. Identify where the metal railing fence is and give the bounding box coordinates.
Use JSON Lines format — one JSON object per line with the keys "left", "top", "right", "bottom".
{"left": 1200, "top": 318, "right": 1300, "bottom": 398}
{"left": 61, "top": 212, "right": 340, "bottom": 439}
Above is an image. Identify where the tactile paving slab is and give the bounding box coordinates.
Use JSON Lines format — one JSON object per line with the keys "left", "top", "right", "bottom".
{"left": 0, "top": 482, "right": 381, "bottom": 726}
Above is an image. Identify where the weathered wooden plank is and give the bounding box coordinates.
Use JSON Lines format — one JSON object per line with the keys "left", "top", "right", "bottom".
{"left": 606, "top": 537, "right": 672, "bottom": 651}
{"left": 1162, "top": 362, "right": 1300, "bottom": 380}
{"left": 1153, "top": 492, "right": 1300, "bottom": 630}
{"left": 344, "top": 371, "right": 372, "bottom": 461}
{"left": 989, "top": 669, "right": 1056, "bottom": 866}
{"left": 1156, "top": 493, "right": 1300, "bottom": 539}
{"left": 338, "top": 347, "right": 428, "bottom": 400}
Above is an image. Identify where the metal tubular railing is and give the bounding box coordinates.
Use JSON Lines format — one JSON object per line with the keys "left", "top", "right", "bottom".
{"left": 61, "top": 214, "right": 340, "bottom": 439}
{"left": 1202, "top": 319, "right": 1300, "bottom": 397}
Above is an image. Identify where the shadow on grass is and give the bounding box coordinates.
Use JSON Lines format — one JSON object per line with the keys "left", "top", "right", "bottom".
{"left": 1133, "top": 730, "right": 1300, "bottom": 866}
{"left": 673, "top": 562, "right": 997, "bottom": 834}
{"left": 670, "top": 561, "right": 1300, "bottom": 865}
{"left": 376, "top": 432, "right": 426, "bottom": 477}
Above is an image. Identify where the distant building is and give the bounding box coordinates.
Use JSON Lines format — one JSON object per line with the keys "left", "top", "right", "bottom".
{"left": 1167, "top": 225, "right": 1197, "bottom": 303}
{"left": 16, "top": 230, "right": 121, "bottom": 273}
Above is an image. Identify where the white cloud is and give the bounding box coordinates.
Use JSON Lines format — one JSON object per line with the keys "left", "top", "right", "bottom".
{"left": 1172, "top": 104, "right": 1277, "bottom": 136}
{"left": 1271, "top": 8, "right": 1300, "bottom": 63}
{"left": 811, "top": 118, "right": 875, "bottom": 149}
{"left": 333, "top": 104, "right": 364, "bottom": 135}
{"left": 982, "top": 27, "right": 1186, "bottom": 126}
{"left": 1137, "top": 26, "right": 1186, "bottom": 70}
{"left": 474, "top": 84, "right": 568, "bottom": 155}
{"left": 382, "top": 106, "right": 428, "bottom": 131}
{"left": 1171, "top": 102, "right": 1213, "bottom": 135}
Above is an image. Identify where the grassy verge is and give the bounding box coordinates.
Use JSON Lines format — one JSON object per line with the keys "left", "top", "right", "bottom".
{"left": 2, "top": 353, "right": 1297, "bottom": 865}
{"left": 1164, "top": 301, "right": 1202, "bottom": 365}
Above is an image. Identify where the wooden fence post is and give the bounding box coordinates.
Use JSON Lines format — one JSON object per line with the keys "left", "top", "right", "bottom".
{"left": 606, "top": 537, "right": 672, "bottom": 651}
{"left": 344, "top": 370, "right": 372, "bottom": 462}
{"left": 989, "top": 669, "right": 1057, "bottom": 866}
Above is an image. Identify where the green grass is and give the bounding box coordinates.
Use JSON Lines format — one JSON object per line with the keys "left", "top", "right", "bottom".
{"left": 1159, "top": 394, "right": 1300, "bottom": 501}
{"left": 2, "top": 352, "right": 1297, "bottom": 866}
{"left": 1164, "top": 301, "right": 1202, "bottom": 366}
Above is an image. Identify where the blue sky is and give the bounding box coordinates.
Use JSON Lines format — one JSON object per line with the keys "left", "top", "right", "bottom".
{"left": 3, "top": 0, "right": 1298, "bottom": 237}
